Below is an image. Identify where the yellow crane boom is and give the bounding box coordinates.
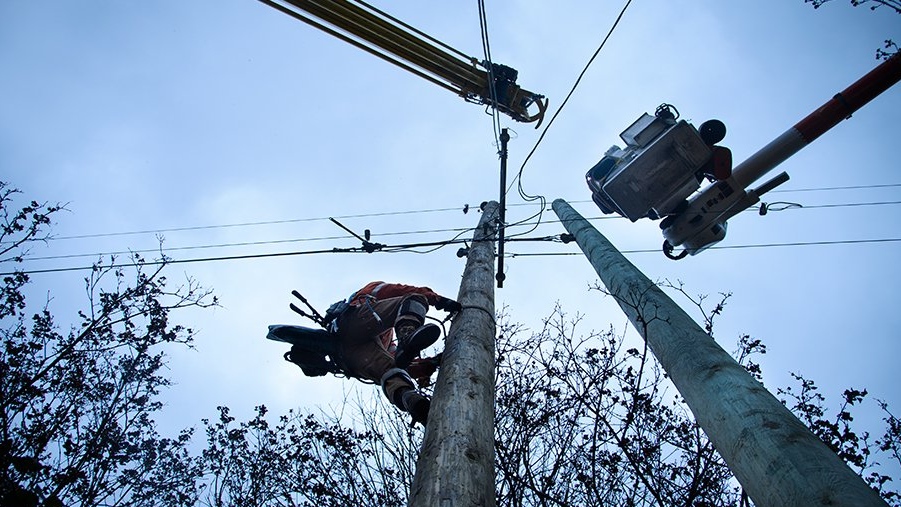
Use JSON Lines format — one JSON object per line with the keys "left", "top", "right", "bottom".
{"left": 260, "top": 0, "right": 548, "bottom": 125}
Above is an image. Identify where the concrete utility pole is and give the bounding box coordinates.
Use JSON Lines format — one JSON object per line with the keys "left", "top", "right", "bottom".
{"left": 552, "top": 198, "right": 887, "bottom": 507}
{"left": 409, "top": 201, "right": 499, "bottom": 507}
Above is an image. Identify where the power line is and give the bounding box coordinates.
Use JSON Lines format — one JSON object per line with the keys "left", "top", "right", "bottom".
{"left": 507, "top": 0, "right": 634, "bottom": 205}
{"left": 770, "top": 183, "right": 901, "bottom": 193}
{"left": 30, "top": 182, "right": 899, "bottom": 244}
{"left": 472, "top": 0, "right": 635, "bottom": 248}
{"left": 1, "top": 236, "right": 478, "bottom": 276}
{"left": 18, "top": 199, "right": 901, "bottom": 263}
{"left": 778, "top": 200, "right": 901, "bottom": 210}
{"left": 491, "top": 199, "right": 901, "bottom": 239}
{"left": 27, "top": 226, "right": 474, "bottom": 262}
{"left": 512, "top": 0, "right": 635, "bottom": 194}
{"left": 42, "top": 206, "right": 463, "bottom": 241}
{"left": 8, "top": 235, "right": 900, "bottom": 277}
{"left": 508, "top": 237, "right": 901, "bottom": 257}
{"left": 5, "top": 247, "right": 350, "bottom": 275}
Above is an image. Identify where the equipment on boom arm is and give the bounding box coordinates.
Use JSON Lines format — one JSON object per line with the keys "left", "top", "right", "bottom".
{"left": 586, "top": 53, "right": 901, "bottom": 259}
{"left": 260, "top": 0, "right": 548, "bottom": 126}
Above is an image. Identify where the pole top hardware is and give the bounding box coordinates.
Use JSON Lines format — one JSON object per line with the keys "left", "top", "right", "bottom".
{"left": 329, "top": 217, "right": 385, "bottom": 253}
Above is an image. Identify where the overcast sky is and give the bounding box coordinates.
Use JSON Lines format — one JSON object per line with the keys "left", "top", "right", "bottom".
{"left": 2, "top": 0, "right": 899, "bottom": 446}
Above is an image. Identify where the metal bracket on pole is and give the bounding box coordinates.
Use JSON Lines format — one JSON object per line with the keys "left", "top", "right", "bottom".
{"left": 329, "top": 217, "right": 385, "bottom": 253}
{"left": 496, "top": 128, "right": 510, "bottom": 288}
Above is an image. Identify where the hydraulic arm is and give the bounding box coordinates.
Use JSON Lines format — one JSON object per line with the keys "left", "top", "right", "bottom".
{"left": 260, "top": 0, "right": 548, "bottom": 125}
{"left": 585, "top": 53, "right": 901, "bottom": 259}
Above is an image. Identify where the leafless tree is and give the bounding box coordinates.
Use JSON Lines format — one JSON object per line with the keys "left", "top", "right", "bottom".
{"left": 1, "top": 182, "right": 216, "bottom": 506}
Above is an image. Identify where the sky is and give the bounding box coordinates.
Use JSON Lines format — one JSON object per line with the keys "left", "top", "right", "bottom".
{"left": 1, "top": 0, "right": 900, "bottom": 453}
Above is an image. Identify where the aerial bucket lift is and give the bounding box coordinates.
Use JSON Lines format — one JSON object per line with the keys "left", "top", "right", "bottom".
{"left": 586, "top": 53, "right": 901, "bottom": 259}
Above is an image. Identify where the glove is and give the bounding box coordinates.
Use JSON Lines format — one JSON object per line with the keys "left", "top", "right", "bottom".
{"left": 435, "top": 296, "right": 462, "bottom": 313}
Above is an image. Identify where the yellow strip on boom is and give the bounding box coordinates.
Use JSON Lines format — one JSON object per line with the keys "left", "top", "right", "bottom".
{"left": 260, "top": 0, "right": 548, "bottom": 125}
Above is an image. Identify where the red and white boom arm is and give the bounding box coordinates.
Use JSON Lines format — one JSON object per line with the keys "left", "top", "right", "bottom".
{"left": 663, "top": 53, "right": 901, "bottom": 258}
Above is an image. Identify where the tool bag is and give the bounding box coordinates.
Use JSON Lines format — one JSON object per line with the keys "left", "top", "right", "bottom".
{"left": 321, "top": 291, "right": 357, "bottom": 333}
{"left": 266, "top": 325, "right": 343, "bottom": 377}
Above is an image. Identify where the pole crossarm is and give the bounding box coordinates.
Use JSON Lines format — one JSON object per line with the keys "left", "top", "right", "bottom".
{"left": 552, "top": 198, "right": 887, "bottom": 507}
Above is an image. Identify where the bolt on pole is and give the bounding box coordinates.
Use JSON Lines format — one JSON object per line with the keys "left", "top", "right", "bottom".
{"left": 409, "top": 200, "right": 499, "bottom": 507}
{"left": 552, "top": 198, "right": 886, "bottom": 507}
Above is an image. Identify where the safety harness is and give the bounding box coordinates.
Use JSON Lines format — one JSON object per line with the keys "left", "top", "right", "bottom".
{"left": 270, "top": 284, "right": 448, "bottom": 384}
{"left": 272, "top": 287, "right": 385, "bottom": 381}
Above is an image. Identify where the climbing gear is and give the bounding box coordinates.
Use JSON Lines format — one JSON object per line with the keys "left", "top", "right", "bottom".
{"left": 395, "top": 323, "right": 441, "bottom": 369}
{"left": 400, "top": 389, "right": 431, "bottom": 427}
{"left": 382, "top": 369, "right": 432, "bottom": 427}
{"left": 407, "top": 354, "right": 442, "bottom": 388}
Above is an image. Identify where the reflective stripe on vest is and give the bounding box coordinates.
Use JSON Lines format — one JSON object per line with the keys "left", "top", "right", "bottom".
{"left": 369, "top": 282, "right": 388, "bottom": 298}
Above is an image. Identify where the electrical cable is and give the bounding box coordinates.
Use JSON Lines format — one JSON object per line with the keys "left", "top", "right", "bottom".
{"left": 507, "top": 237, "right": 901, "bottom": 257}
{"left": 510, "top": 0, "right": 635, "bottom": 196}
{"left": 760, "top": 201, "right": 802, "bottom": 215}
{"left": 39, "top": 206, "right": 464, "bottom": 242}
{"left": 9, "top": 235, "right": 901, "bottom": 277}
{"left": 26, "top": 183, "right": 897, "bottom": 245}
{"left": 506, "top": 199, "right": 901, "bottom": 233}
{"left": 789, "top": 200, "right": 901, "bottom": 209}
{"left": 16, "top": 199, "right": 901, "bottom": 263}
{"left": 1, "top": 236, "right": 473, "bottom": 276}
{"left": 770, "top": 183, "right": 901, "bottom": 193}
{"left": 381, "top": 226, "right": 475, "bottom": 255}
{"left": 504, "top": 0, "right": 635, "bottom": 240}
{"left": 6, "top": 207, "right": 512, "bottom": 275}
{"left": 24, "top": 225, "right": 476, "bottom": 262}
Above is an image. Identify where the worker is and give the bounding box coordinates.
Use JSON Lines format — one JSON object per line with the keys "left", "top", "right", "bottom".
{"left": 326, "top": 281, "right": 461, "bottom": 427}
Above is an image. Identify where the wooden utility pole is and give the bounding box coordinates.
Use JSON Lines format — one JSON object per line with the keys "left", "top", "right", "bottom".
{"left": 409, "top": 201, "right": 498, "bottom": 507}
{"left": 552, "top": 198, "right": 887, "bottom": 507}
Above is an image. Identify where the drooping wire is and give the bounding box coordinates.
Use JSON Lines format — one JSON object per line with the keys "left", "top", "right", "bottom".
{"left": 504, "top": 0, "right": 634, "bottom": 240}
{"left": 512, "top": 0, "right": 633, "bottom": 197}
{"left": 383, "top": 226, "right": 474, "bottom": 255}
{"left": 759, "top": 201, "right": 802, "bottom": 215}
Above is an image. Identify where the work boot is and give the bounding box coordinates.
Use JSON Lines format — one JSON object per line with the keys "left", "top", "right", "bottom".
{"left": 401, "top": 389, "right": 431, "bottom": 427}
{"left": 394, "top": 323, "right": 440, "bottom": 369}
